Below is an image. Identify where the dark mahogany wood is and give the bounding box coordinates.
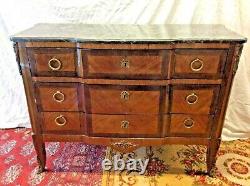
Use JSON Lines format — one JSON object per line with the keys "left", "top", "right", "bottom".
{"left": 89, "top": 114, "right": 165, "bottom": 137}
{"left": 11, "top": 24, "right": 246, "bottom": 176}
{"left": 36, "top": 83, "right": 80, "bottom": 111}
{"left": 27, "top": 48, "right": 77, "bottom": 77}
{"left": 41, "top": 112, "right": 82, "bottom": 132}
{"left": 85, "top": 85, "right": 167, "bottom": 114}
{"left": 32, "top": 77, "right": 223, "bottom": 85}
{"left": 170, "top": 85, "right": 220, "bottom": 114}
{"left": 172, "top": 49, "right": 227, "bottom": 79}
{"left": 169, "top": 114, "right": 212, "bottom": 137}
{"left": 82, "top": 49, "right": 169, "bottom": 79}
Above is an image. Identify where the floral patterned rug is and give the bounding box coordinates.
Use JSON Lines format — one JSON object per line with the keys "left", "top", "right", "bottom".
{"left": 0, "top": 128, "right": 249, "bottom": 185}
{"left": 102, "top": 140, "right": 250, "bottom": 186}
{"left": 0, "top": 128, "right": 106, "bottom": 185}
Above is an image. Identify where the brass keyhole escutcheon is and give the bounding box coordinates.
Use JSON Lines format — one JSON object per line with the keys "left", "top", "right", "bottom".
{"left": 120, "top": 91, "right": 130, "bottom": 100}
{"left": 120, "top": 58, "right": 130, "bottom": 68}
{"left": 121, "top": 120, "right": 129, "bottom": 129}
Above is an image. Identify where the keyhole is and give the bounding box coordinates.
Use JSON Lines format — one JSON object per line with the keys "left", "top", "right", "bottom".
{"left": 120, "top": 91, "right": 129, "bottom": 100}
{"left": 120, "top": 58, "right": 130, "bottom": 68}
{"left": 121, "top": 120, "right": 129, "bottom": 128}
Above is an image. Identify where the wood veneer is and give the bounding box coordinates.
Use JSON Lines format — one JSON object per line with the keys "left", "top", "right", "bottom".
{"left": 11, "top": 24, "right": 246, "bottom": 176}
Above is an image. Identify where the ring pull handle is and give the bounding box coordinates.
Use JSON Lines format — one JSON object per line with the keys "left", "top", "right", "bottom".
{"left": 186, "top": 93, "right": 198, "bottom": 105}
{"left": 48, "top": 58, "right": 62, "bottom": 71}
{"left": 121, "top": 120, "right": 129, "bottom": 129}
{"left": 120, "top": 91, "right": 130, "bottom": 100}
{"left": 183, "top": 118, "right": 194, "bottom": 128}
{"left": 55, "top": 115, "right": 67, "bottom": 126}
{"left": 53, "top": 91, "right": 65, "bottom": 103}
{"left": 120, "top": 58, "right": 130, "bottom": 68}
{"left": 190, "top": 58, "right": 204, "bottom": 72}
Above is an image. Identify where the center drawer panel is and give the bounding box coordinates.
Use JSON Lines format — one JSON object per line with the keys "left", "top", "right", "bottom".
{"left": 89, "top": 114, "right": 165, "bottom": 137}
{"left": 85, "top": 85, "right": 167, "bottom": 114}
{"left": 82, "top": 49, "right": 169, "bottom": 79}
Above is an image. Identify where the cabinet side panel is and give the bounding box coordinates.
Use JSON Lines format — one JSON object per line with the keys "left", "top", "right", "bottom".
{"left": 212, "top": 43, "right": 244, "bottom": 139}
{"left": 17, "top": 42, "right": 41, "bottom": 134}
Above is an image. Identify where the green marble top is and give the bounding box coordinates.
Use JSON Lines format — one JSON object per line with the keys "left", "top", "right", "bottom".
{"left": 10, "top": 24, "right": 247, "bottom": 43}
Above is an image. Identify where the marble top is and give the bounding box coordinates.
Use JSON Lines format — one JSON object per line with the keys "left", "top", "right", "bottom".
{"left": 10, "top": 24, "right": 247, "bottom": 43}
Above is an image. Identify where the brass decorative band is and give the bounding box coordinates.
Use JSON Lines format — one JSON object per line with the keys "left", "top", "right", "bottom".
{"left": 111, "top": 140, "right": 138, "bottom": 151}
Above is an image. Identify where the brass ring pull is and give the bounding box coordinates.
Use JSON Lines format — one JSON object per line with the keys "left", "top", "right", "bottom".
{"left": 183, "top": 118, "right": 194, "bottom": 128}
{"left": 120, "top": 58, "right": 130, "bottom": 68}
{"left": 186, "top": 93, "right": 198, "bottom": 104}
{"left": 48, "top": 58, "right": 62, "bottom": 71}
{"left": 54, "top": 115, "right": 67, "bottom": 126}
{"left": 190, "top": 58, "right": 204, "bottom": 72}
{"left": 120, "top": 91, "right": 130, "bottom": 100}
{"left": 52, "top": 91, "right": 65, "bottom": 103}
{"left": 121, "top": 120, "right": 129, "bottom": 129}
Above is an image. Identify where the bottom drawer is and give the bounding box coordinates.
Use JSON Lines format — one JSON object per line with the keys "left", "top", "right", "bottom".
{"left": 42, "top": 112, "right": 82, "bottom": 132}
{"left": 169, "top": 114, "right": 211, "bottom": 137}
{"left": 89, "top": 114, "right": 164, "bottom": 137}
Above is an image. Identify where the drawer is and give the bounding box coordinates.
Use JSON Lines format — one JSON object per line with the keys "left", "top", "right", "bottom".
{"left": 172, "top": 49, "right": 227, "bottom": 78}
{"left": 82, "top": 50, "right": 169, "bottom": 79}
{"left": 85, "top": 85, "right": 167, "bottom": 114}
{"left": 28, "top": 48, "right": 77, "bottom": 76}
{"left": 36, "top": 83, "right": 81, "bottom": 111}
{"left": 89, "top": 114, "right": 164, "bottom": 137}
{"left": 42, "top": 112, "right": 82, "bottom": 132}
{"left": 169, "top": 114, "right": 211, "bottom": 137}
{"left": 171, "top": 85, "right": 219, "bottom": 114}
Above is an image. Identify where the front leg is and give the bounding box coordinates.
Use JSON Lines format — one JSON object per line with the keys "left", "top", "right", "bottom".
{"left": 32, "top": 134, "right": 46, "bottom": 173}
{"left": 206, "top": 138, "right": 221, "bottom": 176}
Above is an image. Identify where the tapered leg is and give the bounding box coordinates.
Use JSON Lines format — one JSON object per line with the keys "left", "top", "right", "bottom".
{"left": 32, "top": 134, "right": 46, "bottom": 173}
{"left": 206, "top": 138, "right": 221, "bottom": 176}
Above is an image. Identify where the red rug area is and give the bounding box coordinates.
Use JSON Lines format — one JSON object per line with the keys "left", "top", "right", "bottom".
{"left": 0, "top": 128, "right": 106, "bottom": 185}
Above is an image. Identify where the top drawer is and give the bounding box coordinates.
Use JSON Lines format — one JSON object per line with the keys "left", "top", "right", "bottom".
{"left": 172, "top": 49, "right": 228, "bottom": 79}
{"left": 82, "top": 50, "right": 169, "bottom": 79}
{"left": 28, "top": 48, "right": 77, "bottom": 76}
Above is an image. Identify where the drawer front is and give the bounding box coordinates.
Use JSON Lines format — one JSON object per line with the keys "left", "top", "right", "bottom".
{"left": 169, "top": 114, "right": 211, "bottom": 137}
{"left": 36, "top": 84, "right": 80, "bottom": 111}
{"left": 89, "top": 114, "right": 163, "bottom": 137}
{"left": 28, "top": 48, "right": 77, "bottom": 76}
{"left": 171, "top": 86, "right": 219, "bottom": 114}
{"left": 42, "top": 112, "right": 82, "bottom": 132}
{"left": 172, "top": 49, "right": 227, "bottom": 78}
{"left": 82, "top": 50, "right": 169, "bottom": 79}
{"left": 85, "top": 85, "right": 166, "bottom": 114}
